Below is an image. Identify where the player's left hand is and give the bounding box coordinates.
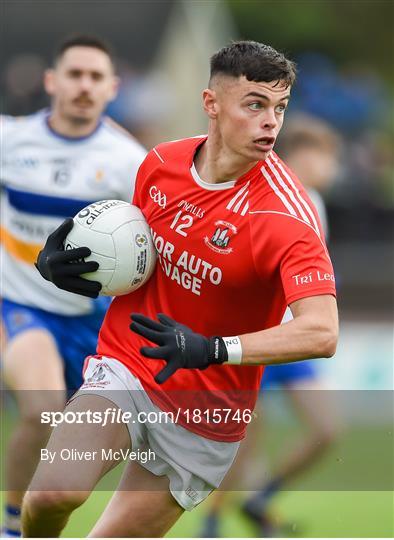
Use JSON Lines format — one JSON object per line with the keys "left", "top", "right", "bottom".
{"left": 130, "top": 313, "right": 228, "bottom": 384}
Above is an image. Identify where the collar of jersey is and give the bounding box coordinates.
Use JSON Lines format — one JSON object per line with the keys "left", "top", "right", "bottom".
{"left": 190, "top": 158, "right": 264, "bottom": 191}
{"left": 44, "top": 110, "right": 103, "bottom": 142}
{"left": 190, "top": 163, "right": 237, "bottom": 191}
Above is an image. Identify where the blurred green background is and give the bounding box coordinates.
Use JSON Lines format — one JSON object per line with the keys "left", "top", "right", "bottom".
{"left": 61, "top": 490, "right": 393, "bottom": 538}
{"left": 229, "top": 0, "right": 393, "bottom": 88}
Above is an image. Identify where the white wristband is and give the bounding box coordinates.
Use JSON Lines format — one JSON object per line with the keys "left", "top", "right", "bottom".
{"left": 223, "top": 336, "right": 243, "bottom": 364}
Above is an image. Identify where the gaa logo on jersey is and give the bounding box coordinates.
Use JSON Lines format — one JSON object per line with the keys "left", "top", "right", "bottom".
{"left": 204, "top": 220, "right": 237, "bottom": 255}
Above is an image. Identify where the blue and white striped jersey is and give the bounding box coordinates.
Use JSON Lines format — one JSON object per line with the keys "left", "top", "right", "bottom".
{"left": 0, "top": 110, "right": 146, "bottom": 315}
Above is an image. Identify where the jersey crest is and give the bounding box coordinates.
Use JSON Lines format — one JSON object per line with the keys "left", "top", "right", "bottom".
{"left": 205, "top": 220, "right": 237, "bottom": 254}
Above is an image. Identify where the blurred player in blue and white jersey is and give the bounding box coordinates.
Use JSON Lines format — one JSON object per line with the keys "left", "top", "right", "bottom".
{"left": 0, "top": 34, "right": 146, "bottom": 536}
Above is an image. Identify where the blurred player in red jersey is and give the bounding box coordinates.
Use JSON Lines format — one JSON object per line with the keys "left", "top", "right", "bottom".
{"left": 25, "top": 41, "right": 338, "bottom": 538}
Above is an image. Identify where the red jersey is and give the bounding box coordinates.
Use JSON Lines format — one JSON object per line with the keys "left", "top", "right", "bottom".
{"left": 97, "top": 136, "right": 336, "bottom": 441}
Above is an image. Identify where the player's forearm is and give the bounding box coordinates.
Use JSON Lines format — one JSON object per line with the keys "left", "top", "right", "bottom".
{"left": 130, "top": 297, "right": 338, "bottom": 382}
{"left": 238, "top": 311, "right": 338, "bottom": 366}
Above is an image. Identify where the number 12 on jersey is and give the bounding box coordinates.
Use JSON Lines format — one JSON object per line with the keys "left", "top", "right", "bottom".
{"left": 170, "top": 210, "right": 194, "bottom": 237}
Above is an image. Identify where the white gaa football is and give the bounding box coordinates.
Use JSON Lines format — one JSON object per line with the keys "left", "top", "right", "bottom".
{"left": 65, "top": 200, "right": 156, "bottom": 296}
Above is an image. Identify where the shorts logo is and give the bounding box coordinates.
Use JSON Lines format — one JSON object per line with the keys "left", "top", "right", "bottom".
{"left": 87, "top": 365, "right": 106, "bottom": 383}
{"left": 185, "top": 487, "right": 198, "bottom": 501}
{"left": 149, "top": 185, "right": 167, "bottom": 209}
{"left": 204, "top": 220, "right": 237, "bottom": 254}
{"left": 83, "top": 363, "right": 111, "bottom": 387}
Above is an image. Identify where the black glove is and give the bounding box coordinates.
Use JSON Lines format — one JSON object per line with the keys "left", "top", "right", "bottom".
{"left": 130, "top": 313, "right": 228, "bottom": 384}
{"left": 35, "top": 218, "right": 102, "bottom": 298}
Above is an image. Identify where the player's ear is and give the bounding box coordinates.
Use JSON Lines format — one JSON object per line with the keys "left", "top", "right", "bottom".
{"left": 43, "top": 69, "right": 55, "bottom": 96}
{"left": 203, "top": 88, "right": 218, "bottom": 119}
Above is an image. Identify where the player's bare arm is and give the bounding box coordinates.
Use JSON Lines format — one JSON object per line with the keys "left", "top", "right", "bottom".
{"left": 238, "top": 294, "right": 338, "bottom": 364}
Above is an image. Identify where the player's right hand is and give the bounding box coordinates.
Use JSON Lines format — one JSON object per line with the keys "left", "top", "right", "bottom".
{"left": 35, "top": 218, "right": 102, "bottom": 298}
{"left": 130, "top": 313, "right": 227, "bottom": 384}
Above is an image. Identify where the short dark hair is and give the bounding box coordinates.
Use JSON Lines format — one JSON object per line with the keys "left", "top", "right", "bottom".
{"left": 210, "top": 40, "right": 296, "bottom": 88}
{"left": 53, "top": 34, "right": 115, "bottom": 66}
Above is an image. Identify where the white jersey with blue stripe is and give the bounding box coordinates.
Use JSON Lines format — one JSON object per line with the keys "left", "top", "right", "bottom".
{"left": 0, "top": 110, "right": 146, "bottom": 315}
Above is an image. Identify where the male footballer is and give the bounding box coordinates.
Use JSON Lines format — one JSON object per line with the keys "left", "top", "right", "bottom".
{"left": 26, "top": 41, "right": 338, "bottom": 538}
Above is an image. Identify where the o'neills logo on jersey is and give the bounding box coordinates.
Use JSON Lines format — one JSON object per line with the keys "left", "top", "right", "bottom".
{"left": 204, "top": 220, "right": 237, "bottom": 254}
{"left": 177, "top": 199, "right": 205, "bottom": 218}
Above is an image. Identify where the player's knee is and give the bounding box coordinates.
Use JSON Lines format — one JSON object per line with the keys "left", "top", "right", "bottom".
{"left": 19, "top": 410, "right": 57, "bottom": 442}
{"left": 20, "top": 396, "right": 65, "bottom": 426}
{"left": 20, "top": 409, "right": 46, "bottom": 428}
{"left": 24, "top": 489, "right": 87, "bottom": 517}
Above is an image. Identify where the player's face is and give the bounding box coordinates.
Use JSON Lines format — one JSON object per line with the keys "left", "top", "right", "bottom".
{"left": 207, "top": 76, "right": 290, "bottom": 162}
{"left": 44, "top": 46, "right": 118, "bottom": 125}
